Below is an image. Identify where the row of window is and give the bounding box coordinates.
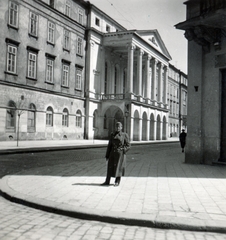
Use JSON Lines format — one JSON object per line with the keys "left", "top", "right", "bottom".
{"left": 6, "top": 102, "right": 83, "bottom": 130}
{"left": 9, "top": 1, "right": 84, "bottom": 54}
{"left": 6, "top": 41, "right": 83, "bottom": 89}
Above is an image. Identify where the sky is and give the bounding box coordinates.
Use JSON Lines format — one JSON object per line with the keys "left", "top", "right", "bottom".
{"left": 89, "top": 0, "right": 188, "bottom": 74}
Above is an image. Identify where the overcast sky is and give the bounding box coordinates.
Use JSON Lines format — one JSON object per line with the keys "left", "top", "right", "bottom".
{"left": 89, "top": 0, "right": 188, "bottom": 74}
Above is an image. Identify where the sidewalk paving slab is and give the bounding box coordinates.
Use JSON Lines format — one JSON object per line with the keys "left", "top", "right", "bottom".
{"left": 0, "top": 138, "right": 226, "bottom": 234}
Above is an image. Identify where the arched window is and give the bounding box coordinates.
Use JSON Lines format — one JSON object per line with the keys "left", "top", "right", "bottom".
{"left": 62, "top": 108, "right": 69, "bottom": 127}
{"left": 46, "top": 106, "right": 53, "bottom": 126}
{"left": 6, "top": 100, "right": 16, "bottom": 129}
{"left": 76, "top": 110, "right": 82, "bottom": 128}
{"left": 28, "top": 103, "right": 36, "bottom": 131}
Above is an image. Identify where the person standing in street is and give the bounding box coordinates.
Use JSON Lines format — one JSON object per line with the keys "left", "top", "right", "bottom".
{"left": 179, "top": 129, "right": 187, "bottom": 153}
{"left": 101, "top": 122, "right": 130, "bottom": 187}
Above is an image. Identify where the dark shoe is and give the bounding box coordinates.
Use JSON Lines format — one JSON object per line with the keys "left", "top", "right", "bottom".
{"left": 100, "top": 182, "right": 109, "bottom": 186}
{"left": 114, "top": 182, "right": 119, "bottom": 187}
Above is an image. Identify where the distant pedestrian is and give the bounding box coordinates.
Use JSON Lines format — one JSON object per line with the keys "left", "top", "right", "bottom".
{"left": 179, "top": 129, "right": 187, "bottom": 152}
{"left": 101, "top": 122, "right": 130, "bottom": 187}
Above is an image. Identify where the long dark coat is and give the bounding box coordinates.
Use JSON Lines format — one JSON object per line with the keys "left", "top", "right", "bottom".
{"left": 179, "top": 132, "right": 187, "bottom": 148}
{"left": 105, "top": 131, "right": 130, "bottom": 178}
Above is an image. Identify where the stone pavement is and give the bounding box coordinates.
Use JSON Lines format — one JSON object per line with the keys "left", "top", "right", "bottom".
{"left": 0, "top": 138, "right": 226, "bottom": 234}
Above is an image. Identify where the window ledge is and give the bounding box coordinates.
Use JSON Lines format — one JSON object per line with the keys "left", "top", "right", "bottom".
{"left": 76, "top": 53, "right": 83, "bottom": 58}
{"left": 4, "top": 71, "right": 18, "bottom": 76}
{"left": 47, "top": 41, "right": 55, "bottom": 47}
{"left": 63, "top": 48, "right": 70, "bottom": 53}
{"left": 28, "top": 33, "right": 38, "bottom": 40}
{"left": 26, "top": 76, "right": 37, "bottom": 81}
{"left": 45, "top": 81, "right": 54, "bottom": 85}
{"left": 7, "top": 24, "right": 19, "bottom": 31}
{"left": 61, "top": 85, "right": 69, "bottom": 89}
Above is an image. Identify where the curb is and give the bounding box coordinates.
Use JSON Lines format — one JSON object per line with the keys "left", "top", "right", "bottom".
{"left": 0, "top": 176, "right": 226, "bottom": 234}
{"left": 0, "top": 140, "right": 179, "bottom": 155}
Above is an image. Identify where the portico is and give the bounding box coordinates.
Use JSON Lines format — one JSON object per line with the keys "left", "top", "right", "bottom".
{"left": 86, "top": 29, "right": 171, "bottom": 141}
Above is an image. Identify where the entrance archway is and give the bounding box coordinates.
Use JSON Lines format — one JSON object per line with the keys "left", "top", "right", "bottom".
{"left": 104, "top": 106, "right": 124, "bottom": 138}
{"left": 162, "top": 116, "right": 167, "bottom": 140}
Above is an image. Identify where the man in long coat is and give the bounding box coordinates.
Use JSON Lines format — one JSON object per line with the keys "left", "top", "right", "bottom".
{"left": 179, "top": 129, "right": 187, "bottom": 152}
{"left": 101, "top": 122, "right": 130, "bottom": 187}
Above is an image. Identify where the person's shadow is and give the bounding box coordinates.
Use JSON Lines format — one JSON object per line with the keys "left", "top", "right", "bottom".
{"left": 72, "top": 183, "right": 114, "bottom": 186}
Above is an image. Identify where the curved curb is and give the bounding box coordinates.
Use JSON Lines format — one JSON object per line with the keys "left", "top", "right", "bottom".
{"left": 0, "top": 176, "right": 226, "bottom": 233}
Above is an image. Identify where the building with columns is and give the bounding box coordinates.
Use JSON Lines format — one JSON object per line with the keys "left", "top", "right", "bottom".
{"left": 0, "top": 0, "right": 187, "bottom": 142}
{"left": 176, "top": 0, "right": 226, "bottom": 164}
{"left": 85, "top": 4, "right": 172, "bottom": 141}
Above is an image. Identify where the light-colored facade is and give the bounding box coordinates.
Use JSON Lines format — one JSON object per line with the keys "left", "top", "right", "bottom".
{"left": 0, "top": 0, "right": 88, "bottom": 141}
{"left": 168, "top": 64, "right": 187, "bottom": 138}
{"left": 176, "top": 0, "right": 226, "bottom": 164}
{"left": 85, "top": 4, "right": 173, "bottom": 141}
{"left": 0, "top": 0, "right": 187, "bottom": 143}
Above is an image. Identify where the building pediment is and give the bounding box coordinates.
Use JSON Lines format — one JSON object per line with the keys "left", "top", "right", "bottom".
{"left": 136, "top": 30, "right": 172, "bottom": 60}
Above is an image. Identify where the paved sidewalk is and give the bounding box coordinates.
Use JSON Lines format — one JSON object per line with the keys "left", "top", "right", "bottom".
{"left": 0, "top": 139, "right": 226, "bottom": 234}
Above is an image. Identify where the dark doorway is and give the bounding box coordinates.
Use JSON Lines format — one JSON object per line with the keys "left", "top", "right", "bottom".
{"left": 220, "top": 69, "right": 226, "bottom": 161}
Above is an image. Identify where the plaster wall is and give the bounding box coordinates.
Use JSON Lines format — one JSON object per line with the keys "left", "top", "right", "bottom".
{"left": 185, "top": 40, "right": 203, "bottom": 163}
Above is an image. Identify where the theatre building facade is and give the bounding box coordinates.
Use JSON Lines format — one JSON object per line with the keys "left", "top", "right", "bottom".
{"left": 85, "top": 4, "right": 172, "bottom": 141}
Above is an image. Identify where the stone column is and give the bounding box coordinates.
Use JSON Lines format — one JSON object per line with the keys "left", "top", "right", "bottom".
{"left": 153, "top": 120, "right": 157, "bottom": 140}
{"left": 151, "top": 59, "right": 157, "bottom": 105}
{"left": 137, "top": 49, "right": 144, "bottom": 97}
{"left": 158, "top": 62, "right": 163, "bottom": 104}
{"left": 145, "top": 54, "right": 151, "bottom": 101}
{"left": 127, "top": 44, "right": 136, "bottom": 94}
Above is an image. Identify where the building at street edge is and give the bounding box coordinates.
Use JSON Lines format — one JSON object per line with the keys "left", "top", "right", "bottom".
{"left": 176, "top": 0, "right": 226, "bottom": 164}
{"left": 0, "top": 0, "right": 187, "bottom": 142}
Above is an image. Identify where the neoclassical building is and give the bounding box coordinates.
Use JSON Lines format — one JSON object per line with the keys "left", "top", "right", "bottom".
{"left": 0, "top": 0, "right": 187, "bottom": 142}
{"left": 176, "top": 0, "right": 226, "bottom": 164}
{"left": 85, "top": 4, "right": 172, "bottom": 141}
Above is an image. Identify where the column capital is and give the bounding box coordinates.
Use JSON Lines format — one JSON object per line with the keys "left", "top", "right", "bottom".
{"left": 151, "top": 58, "right": 158, "bottom": 65}
{"left": 127, "top": 43, "right": 136, "bottom": 50}
{"left": 138, "top": 48, "right": 144, "bottom": 56}
{"left": 145, "top": 54, "right": 152, "bottom": 60}
{"left": 157, "top": 61, "right": 163, "bottom": 69}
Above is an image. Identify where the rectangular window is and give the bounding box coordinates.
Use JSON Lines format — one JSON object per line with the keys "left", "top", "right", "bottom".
{"left": 63, "top": 29, "right": 70, "bottom": 50}
{"left": 29, "top": 12, "right": 38, "bottom": 36}
{"left": 6, "top": 45, "right": 17, "bottom": 74}
{"left": 95, "top": 17, "right": 100, "bottom": 26}
{"left": 48, "top": 22, "right": 55, "bottom": 44}
{"left": 106, "top": 25, "right": 110, "bottom": 32}
{"left": 77, "top": 37, "right": 83, "bottom": 55}
{"left": 46, "top": 58, "right": 54, "bottom": 83}
{"left": 78, "top": 8, "right": 83, "bottom": 24}
{"left": 49, "top": 0, "right": 54, "bottom": 8}
{"left": 65, "top": 0, "right": 70, "bottom": 17}
{"left": 9, "top": 1, "right": 18, "bottom": 28}
{"left": 75, "top": 68, "right": 82, "bottom": 90}
{"left": 62, "top": 64, "right": 69, "bottom": 87}
{"left": 27, "top": 52, "right": 37, "bottom": 79}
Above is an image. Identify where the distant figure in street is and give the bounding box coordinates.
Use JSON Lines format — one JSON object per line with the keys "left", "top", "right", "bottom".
{"left": 179, "top": 129, "right": 187, "bottom": 153}
{"left": 101, "top": 122, "right": 130, "bottom": 187}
